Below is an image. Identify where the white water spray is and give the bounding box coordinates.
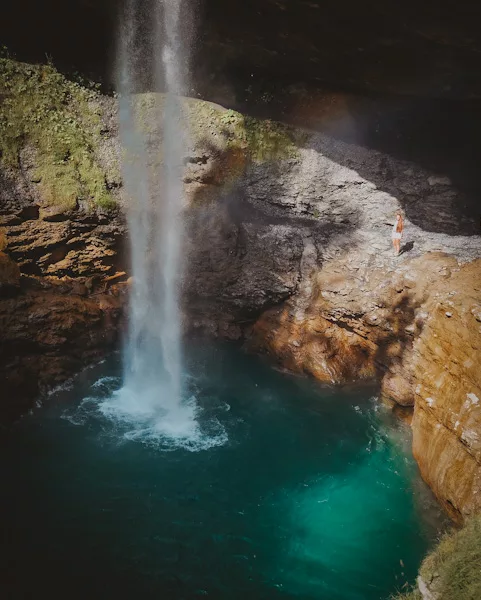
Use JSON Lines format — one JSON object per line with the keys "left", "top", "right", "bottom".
{"left": 100, "top": 0, "right": 208, "bottom": 444}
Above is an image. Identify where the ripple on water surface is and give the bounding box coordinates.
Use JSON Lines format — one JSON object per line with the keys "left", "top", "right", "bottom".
{"left": 0, "top": 343, "right": 446, "bottom": 600}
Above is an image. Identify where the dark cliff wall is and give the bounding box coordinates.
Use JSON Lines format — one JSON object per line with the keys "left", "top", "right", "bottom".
{"left": 3, "top": 0, "right": 481, "bottom": 224}
{"left": 5, "top": 0, "right": 481, "bottom": 99}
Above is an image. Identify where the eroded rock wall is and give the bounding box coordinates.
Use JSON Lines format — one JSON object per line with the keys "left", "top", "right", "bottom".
{"left": 178, "top": 102, "right": 481, "bottom": 522}
{"left": 0, "top": 166, "right": 127, "bottom": 421}
{"left": 411, "top": 261, "right": 481, "bottom": 521}
{"left": 248, "top": 253, "right": 481, "bottom": 521}
{"left": 1, "top": 89, "right": 481, "bottom": 522}
{"left": 0, "top": 277, "right": 125, "bottom": 420}
{"left": 178, "top": 99, "right": 479, "bottom": 337}
{"left": 0, "top": 202, "right": 127, "bottom": 420}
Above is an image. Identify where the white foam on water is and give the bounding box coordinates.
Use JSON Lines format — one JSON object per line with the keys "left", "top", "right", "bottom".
{"left": 92, "top": 376, "right": 121, "bottom": 390}
{"left": 97, "top": 387, "right": 228, "bottom": 451}
{"left": 47, "top": 379, "right": 74, "bottom": 397}
{"left": 59, "top": 370, "right": 229, "bottom": 451}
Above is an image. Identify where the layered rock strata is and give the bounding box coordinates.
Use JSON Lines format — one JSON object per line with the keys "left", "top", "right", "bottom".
{"left": 0, "top": 190, "right": 127, "bottom": 421}
{"left": 0, "top": 274, "right": 126, "bottom": 420}
{"left": 0, "top": 204, "right": 127, "bottom": 420}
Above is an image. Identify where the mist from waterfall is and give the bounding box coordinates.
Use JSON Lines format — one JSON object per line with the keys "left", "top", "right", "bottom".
{"left": 99, "top": 0, "right": 217, "bottom": 447}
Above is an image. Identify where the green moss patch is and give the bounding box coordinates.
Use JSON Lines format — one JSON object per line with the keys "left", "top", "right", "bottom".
{"left": 392, "top": 515, "right": 481, "bottom": 600}
{"left": 187, "top": 100, "right": 299, "bottom": 163}
{"left": 0, "top": 56, "right": 115, "bottom": 211}
{"left": 420, "top": 515, "right": 481, "bottom": 600}
{"left": 217, "top": 109, "right": 298, "bottom": 162}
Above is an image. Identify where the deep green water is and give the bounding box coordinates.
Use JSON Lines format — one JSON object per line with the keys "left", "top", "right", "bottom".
{"left": 0, "top": 343, "right": 445, "bottom": 600}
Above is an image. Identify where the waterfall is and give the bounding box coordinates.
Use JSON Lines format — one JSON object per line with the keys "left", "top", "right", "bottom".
{"left": 100, "top": 0, "right": 203, "bottom": 444}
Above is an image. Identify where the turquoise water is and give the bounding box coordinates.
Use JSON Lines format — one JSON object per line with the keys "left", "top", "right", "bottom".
{"left": 0, "top": 343, "right": 445, "bottom": 600}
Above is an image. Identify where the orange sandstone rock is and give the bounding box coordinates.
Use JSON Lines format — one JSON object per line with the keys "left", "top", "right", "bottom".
{"left": 411, "top": 261, "right": 481, "bottom": 521}
{"left": 249, "top": 253, "right": 481, "bottom": 520}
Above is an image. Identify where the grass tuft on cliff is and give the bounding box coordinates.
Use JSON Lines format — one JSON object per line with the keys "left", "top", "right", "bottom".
{"left": 0, "top": 54, "right": 116, "bottom": 211}
{"left": 392, "top": 514, "right": 481, "bottom": 600}
{"left": 420, "top": 514, "right": 481, "bottom": 600}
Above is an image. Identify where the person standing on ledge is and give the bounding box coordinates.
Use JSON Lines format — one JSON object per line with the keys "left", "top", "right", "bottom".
{"left": 392, "top": 210, "right": 404, "bottom": 256}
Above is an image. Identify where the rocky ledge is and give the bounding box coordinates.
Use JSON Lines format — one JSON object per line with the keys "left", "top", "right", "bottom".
{"left": 0, "top": 209, "right": 127, "bottom": 421}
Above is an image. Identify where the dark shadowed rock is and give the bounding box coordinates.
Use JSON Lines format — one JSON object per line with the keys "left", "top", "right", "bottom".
{"left": 0, "top": 252, "right": 21, "bottom": 295}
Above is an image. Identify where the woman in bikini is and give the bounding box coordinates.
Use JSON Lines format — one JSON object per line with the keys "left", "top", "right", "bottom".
{"left": 392, "top": 211, "right": 404, "bottom": 256}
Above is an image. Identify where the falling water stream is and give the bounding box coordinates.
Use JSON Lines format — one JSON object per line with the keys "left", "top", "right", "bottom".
{"left": 103, "top": 0, "right": 199, "bottom": 443}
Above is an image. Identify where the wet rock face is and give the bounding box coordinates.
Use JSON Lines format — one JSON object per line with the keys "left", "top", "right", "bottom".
{"left": 2, "top": 210, "right": 125, "bottom": 278}
{"left": 0, "top": 277, "right": 127, "bottom": 421}
{"left": 186, "top": 210, "right": 304, "bottom": 338}
{"left": 411, "top": 261, "right": 481, "bottom": 521}
{"left": 0, "top": 192, "right": 127, "bottom": 422}
{"left": 247, "top": 252, "right": 481, "bottom": 521}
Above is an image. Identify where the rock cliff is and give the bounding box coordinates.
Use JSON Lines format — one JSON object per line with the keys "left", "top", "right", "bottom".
{"left": 177, "top": 99, "right": 481, "bottom": 521}
{"left": 0, "top": 59, "right": 127, "bottom": 420}
{"left": 248, "top": 254, "right": 481, "bottom": 522}
{"left": 411, "top": 261, "right": 481, "bottom": 522}
{"left": 1, "top": 62, "right": 480, "bottom": 521}
{"left": 0, "top": 197, "right": 127, "bottom": 420}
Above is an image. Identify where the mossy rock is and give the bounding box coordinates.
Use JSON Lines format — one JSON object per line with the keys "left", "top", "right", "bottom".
{"left": 129, "top": 93, "right": 299, "bottom": 165}
{"left": 119, "top": 93, "right": 299, "bottom": 206}
{"left": 0, "top": 64, "right": 298, "bottom": 215}
{"left": 0, "top": 56, "right": 117, "bottom": 212}
{"left": 187, "top": 100, "right": 299, "bottom": 163}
